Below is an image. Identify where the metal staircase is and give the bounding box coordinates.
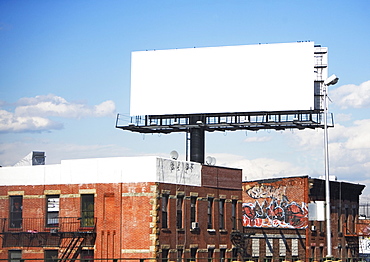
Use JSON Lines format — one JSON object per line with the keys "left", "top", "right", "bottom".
{"left": 59, "top": 235, "right": 84, "bottom": 261}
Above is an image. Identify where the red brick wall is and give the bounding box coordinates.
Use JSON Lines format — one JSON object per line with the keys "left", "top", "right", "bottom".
{"left": 202, "top": 165, "right": 242, "bottom": 189}
{"left": 157, "top": 172, "right": 243, "bottom": 260}
{"left": 0, "top": 165, "right": 243, "bottom": 261}
{"left": 0, "top": 182, "right": 157, "bottom": 260}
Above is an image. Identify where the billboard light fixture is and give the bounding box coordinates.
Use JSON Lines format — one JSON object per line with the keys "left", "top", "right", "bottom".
{"left": 324, "top": 74, "right": 339, "bottom": 86}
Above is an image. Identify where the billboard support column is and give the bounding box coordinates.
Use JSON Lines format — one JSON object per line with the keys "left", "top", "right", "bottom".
{"left": 189, "top": 116, "right": 205, "bottom": 164}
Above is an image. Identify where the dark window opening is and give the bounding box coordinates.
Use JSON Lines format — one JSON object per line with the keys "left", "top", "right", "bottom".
{"left": 9, "top": 196, "right": 23, "bottom": 228}
{"left": 190, "top": 196, "right": 197, "bottom": 225}
{"left": 208, "top": 197, "right": 213, "bottom": 229}
{"left": 81, "top": 194, "right": 94, "bottom": 227}
{"left": 81, "top": 250, "right": 94, "bottom": 262}
{"left": 219, "top": 199, "right": 225, "bottom": 229}
{"left": 44, "top": 249, "right": 58, "bottom": 262}
{"left": 190, "top": 248, "right": 197, "bottom": 262}
{"left": 220, "top": 249, "right": 226, "bottom": 262}
{"left": 177, "top": 249, "right": 183, "bottom": 262}
{"left": 162, "top": 194, "right": 169, "bottom": 228}
{"left": 208, "top": 248, "right": 214, "bottom": 262}
{"left": 232, "top": 200, "right": 237, "bottom": 230}
{"left": 176, "top": 195, "right": 184, "bottom": 229}
{"left": 162, "top": 249, "right": 169, "bottom": 262}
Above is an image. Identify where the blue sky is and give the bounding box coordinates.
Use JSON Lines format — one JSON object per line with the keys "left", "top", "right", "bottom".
{"left": 1, "top": 1, "right": 370, "bottom": 198}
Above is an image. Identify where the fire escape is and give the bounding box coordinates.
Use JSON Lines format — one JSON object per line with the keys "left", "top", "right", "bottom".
{"left": 0, "top": 217, "right": 96, "bottom": 260}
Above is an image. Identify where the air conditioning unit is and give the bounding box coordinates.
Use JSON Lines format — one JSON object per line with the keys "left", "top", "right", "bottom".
{"left": 191, "top": 222, "right": 199, "bottom": 230}
{"left": 50, "top": 228, "right": 58, "bottom": 234}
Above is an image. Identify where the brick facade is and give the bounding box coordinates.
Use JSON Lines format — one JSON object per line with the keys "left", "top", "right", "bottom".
{"left": 0, "top": 156, "right": 243, "bottom": 261}
{"left": 0, "top": 157, "right": 366, "bottom": 262}
{"left": 242, "top": 176, "right": 365, "bottom": 261}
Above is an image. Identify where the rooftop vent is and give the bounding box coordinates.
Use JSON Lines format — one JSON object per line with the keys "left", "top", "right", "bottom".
{"left": 14, "top": 151, "right": 46, "bottom": 166}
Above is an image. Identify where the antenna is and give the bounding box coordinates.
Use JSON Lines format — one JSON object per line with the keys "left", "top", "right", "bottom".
{"left": 170, "top": 150, "right": 179, "bottom": 160}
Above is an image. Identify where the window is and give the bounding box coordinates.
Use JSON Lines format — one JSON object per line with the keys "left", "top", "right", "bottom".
{"left": 310, "top": 246, "right": 315, "bottom": 262}
{"left": 351, "top": 208, "right": 357, "bottom": 233}
{"left": 231, "top": 200, "right": 237, "bottom": 230}
{"left": 190, "top": 248, "right": 197, "bottom": 262}
{"left": 292, "top": 239, "right": 299, "bottom": 257}
{"left": 207, "top": 197, "right": 213, "bottom": 229}
{"left": 162, "top": 194, "right": 169, "bottom": 228}
{"left": 266, "top": 238, "right": 273, "bottom": 257}
{"left": 219, "top": 248, "right": 226, "bottom": 262}
{"left": 9, "top": 196, "right": 23, "bottom": 228}
{"left": 81, "top": 194, "right": 94, "bottom": 227}
{"left": 46, "top": 195, "right": 59, "bottom": 227}
{"left": 318, "top": 220, "right": 324, "bottom": 232}
{"left": 232, "top": 248, "right": 238, "bottom": 260}
{"left": 219, "top": 199, "right": 225, "bottom": 229}
{"left": 319, "top": 246, "right": 323, "bottom": 260}
{"left": 176, "top": 195, "right": 184, "bottom": 229}
{"left": 190, "top": 196, "right": 197, "bottom": 225}
{"left": 162, "top": 249, "right": 169, "bottom": 262}
{"left": 252, "top": 239, "right": 259, "bottom": 257}
{"left": 177, "top": 249, "right": 183, "bottom": 262}
{"left": 338, "top": 207, "right": 342, "bottom": 233}
{"left": 9, "top": 250, "right": 21, "bottom": 262}
{"left": 81, "top": 250, "right": 94, "bottom": 262}
{"left": 208, "top": 248, "right": 214, "bottom": 262}
{"left": 279, "top": 239, "right": 286, "bottom": 257}
{"left": 44, "top": 250, "right": 58, "bottom": 262}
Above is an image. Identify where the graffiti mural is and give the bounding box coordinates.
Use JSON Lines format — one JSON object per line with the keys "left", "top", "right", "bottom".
{"left": 243, "top": 185, "right": 308, "bottom": 229}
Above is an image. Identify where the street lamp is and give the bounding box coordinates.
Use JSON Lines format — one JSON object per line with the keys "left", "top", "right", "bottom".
{"left": 323, "top": 74, "right": 339, "bottom": 259}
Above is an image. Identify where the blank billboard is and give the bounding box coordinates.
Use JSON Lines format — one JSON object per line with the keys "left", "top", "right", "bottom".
{"left": 130, "top": 42, "right": 314, "bottom": 116}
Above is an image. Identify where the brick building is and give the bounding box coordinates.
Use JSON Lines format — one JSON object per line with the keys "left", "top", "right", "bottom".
{"left": 241, "top": 176, "right": 365, "bottom": 261}
{"left": 0, "top": 156, "right": 243, "bottom": 261}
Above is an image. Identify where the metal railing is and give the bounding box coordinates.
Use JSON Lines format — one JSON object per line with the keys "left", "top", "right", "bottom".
{"left": 0, "top": 217, "right": 96, "bottom": 233}
{"left": 116, "top": 110, "right": 334, "bottom": 134}
{"left": 0, "top": 258, "right": 367, "bottom": 262}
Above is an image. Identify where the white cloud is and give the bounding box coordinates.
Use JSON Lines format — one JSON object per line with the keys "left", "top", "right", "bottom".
{"left": 0, "top": 109, "right": 63, "bottom": 132}
{"left": 335, "top": 113, "right": 352, "bottom": 122}
{"left": 213, "top": 153, "right": 305, "bottom": 181}
{"left": 244, "top": 136, "right": 272, "bottom": 143}
{"left": 286, "top": 120, "right": 370, "bottom": 183}
{"left": 15, "top": 94, "right": 116, "bottom": 118}
{"left": 0, "top": 141, "right": 131, "bottom": 167}
{"left": 94, "top": 100, "right": 116, "bottom": 117}
{"left": 0, "top": 94, "right": 116, "bottom": 133}
{"left": 331, "top": 80, "right": 370, "bottom": 109}
{"left": 344, "top": 119, "right": 370, "bottom": 149}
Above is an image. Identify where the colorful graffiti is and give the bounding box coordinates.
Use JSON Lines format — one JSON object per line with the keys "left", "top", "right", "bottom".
{"left": 243, "top": 185, "right": 308, "bottom": 229}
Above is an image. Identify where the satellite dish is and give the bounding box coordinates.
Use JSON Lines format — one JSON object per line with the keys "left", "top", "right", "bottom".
{"left": 170, "top": 150, "right": 179, "bottom": 160}
{"left": 206, "top": 156, "right": 216, "bottom": 166}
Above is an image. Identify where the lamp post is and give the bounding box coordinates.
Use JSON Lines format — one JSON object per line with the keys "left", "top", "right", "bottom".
{"left": 323, "top": 74, "right": 339, "bottom": 259}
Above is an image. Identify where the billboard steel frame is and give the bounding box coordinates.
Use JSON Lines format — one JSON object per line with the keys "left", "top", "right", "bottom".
{"left": 116, "top": 110, "right": 333, "bottom": 134}
{"left": 116, "top": 110, "right": 333, "bottom": 163}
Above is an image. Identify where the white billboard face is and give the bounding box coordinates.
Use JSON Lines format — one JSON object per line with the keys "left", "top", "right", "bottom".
{"left": 130, "top": 42, "right": 315, "bottom": 116}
